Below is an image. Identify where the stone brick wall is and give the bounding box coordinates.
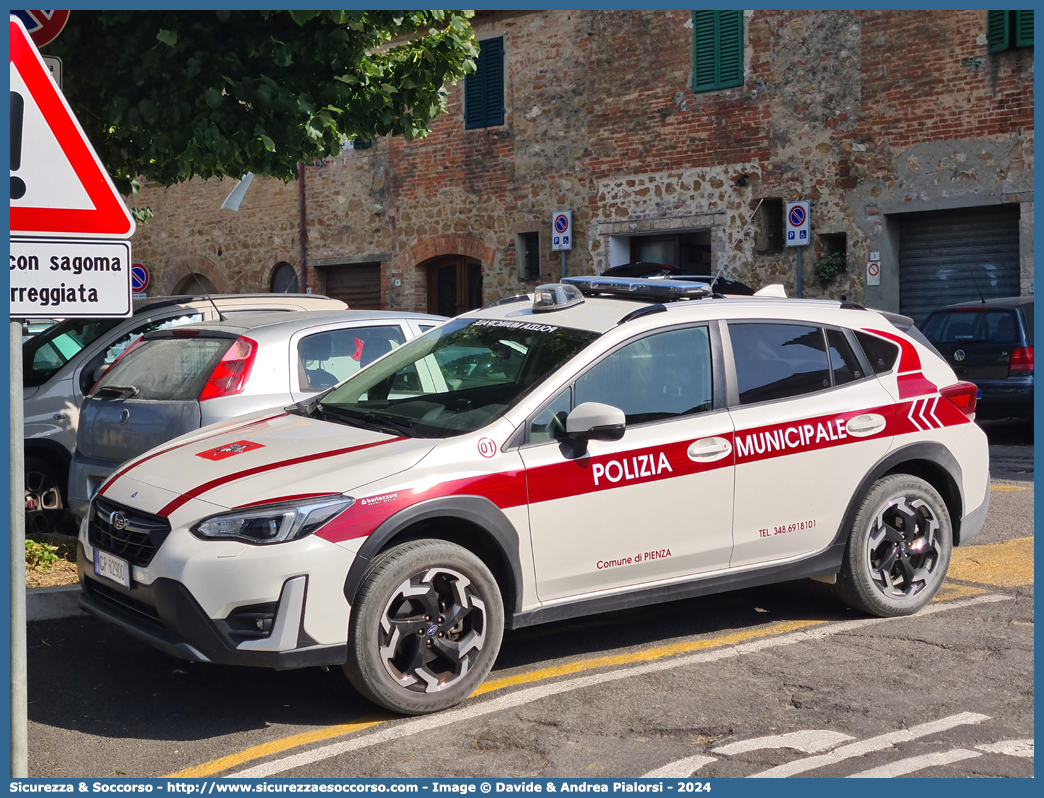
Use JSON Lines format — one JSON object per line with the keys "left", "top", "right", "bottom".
{"left": 129, "top": 9, "right": 1033, "bottom": 312}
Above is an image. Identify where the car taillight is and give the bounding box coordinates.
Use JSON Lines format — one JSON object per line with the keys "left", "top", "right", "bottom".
{"left": 199, "top": 336, "right": 258, "bottom": 401}
{"left": 1009, "top": 346, "right": 1033, "bottom": 373}
{"left": 940, "top": 381, "right": 978, "bottom": 419}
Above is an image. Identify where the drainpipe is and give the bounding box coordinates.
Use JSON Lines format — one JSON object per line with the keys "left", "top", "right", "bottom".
{"left": 297, "top": 161, "right": 308, "bottom": 292}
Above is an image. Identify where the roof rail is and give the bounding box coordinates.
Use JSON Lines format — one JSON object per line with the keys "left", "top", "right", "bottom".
{"left": 563, "top": 276, "right": 711, "bottom": 302}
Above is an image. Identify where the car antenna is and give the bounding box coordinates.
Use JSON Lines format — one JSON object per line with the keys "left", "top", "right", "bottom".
{"left": 192, "top": 273, "right": 226, "bottom": 321}
{"left": 710, "top": 198, "right": 764, "bottom": 292}
{"left": 967, "top": 267, "right": 987, "bottom": 305}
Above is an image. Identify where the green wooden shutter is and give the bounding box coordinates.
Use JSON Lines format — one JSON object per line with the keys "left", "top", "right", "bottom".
{"left": 718, "top": 11, "right": 744, "bottom": 88}
{"left": 692, "top": 11, "right": 719, "bottom": 91}
{"left": 692, "top": 11, "right": 744, "bottom": 92}
{"left": 1015, "top": 10, "right": 1034, "bottom": 48}
{"left": 465, "top": 37, "right": 504, "bottom": 129}
{"left": 987, "top": 10, "right": 1010, "bottom": 53}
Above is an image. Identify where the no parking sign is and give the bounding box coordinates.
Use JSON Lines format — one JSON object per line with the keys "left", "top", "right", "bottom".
{"left": 552, "top": 210, "right": 572, "bottom": 252}
{"left": 131, "top": 263, "right": 150, "bottom": 296}
{"left": 785, "top": 201, "right": 810, "bottom": 247}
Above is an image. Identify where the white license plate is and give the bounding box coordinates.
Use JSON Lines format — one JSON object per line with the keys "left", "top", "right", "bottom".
{"left": 94, "top": 549, "right": 131, "bottom": 589}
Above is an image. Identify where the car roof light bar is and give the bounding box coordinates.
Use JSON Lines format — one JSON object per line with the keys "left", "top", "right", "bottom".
{"left": 563, "top": 275, "right": 712, "bottom": 301}
{"left": 532, "top": 283, "right": 585, "bottom": 312}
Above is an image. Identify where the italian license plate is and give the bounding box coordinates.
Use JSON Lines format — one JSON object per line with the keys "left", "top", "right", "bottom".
{"left": 94, "top": 549, "right": 131, "bottom": 589}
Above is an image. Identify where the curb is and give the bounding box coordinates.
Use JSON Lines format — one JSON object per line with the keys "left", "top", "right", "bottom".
{"left": 27, "top": 584, "right": 83, "bottom": 622}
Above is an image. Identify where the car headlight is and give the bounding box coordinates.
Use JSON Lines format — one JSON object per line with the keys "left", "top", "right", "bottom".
{"left": 191, "top": 496, "right": 354, "bottom": 545}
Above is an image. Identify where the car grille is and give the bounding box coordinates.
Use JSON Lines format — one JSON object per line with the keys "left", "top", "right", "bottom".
{"left": 89, "top": 496, "right": 171, "bottom": 568}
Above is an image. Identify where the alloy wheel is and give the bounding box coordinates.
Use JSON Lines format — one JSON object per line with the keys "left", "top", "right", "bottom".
{"left": 866, "top": 496, "right": 942, "bottom": 599}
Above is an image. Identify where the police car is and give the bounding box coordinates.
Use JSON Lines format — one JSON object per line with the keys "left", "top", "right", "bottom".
{"left": 78, "top": 276, "right": 988, "bottom": 715}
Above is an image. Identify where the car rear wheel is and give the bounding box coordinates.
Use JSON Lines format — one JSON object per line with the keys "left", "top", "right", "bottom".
{"left": 24, "top": 455, "right": 67, "bottom": 537}
{"left": 836, "top": 474, "right": 952, "bottom": 617}
{"left": 344, "top": 539, "right": 504, "bottom": 715}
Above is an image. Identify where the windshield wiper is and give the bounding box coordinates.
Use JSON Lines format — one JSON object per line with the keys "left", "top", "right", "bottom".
{"left": 319, "top": 405, "right": 417, "bottom": 438}
{"left": 95, "top": 385, "right": 139, "bottom": 400}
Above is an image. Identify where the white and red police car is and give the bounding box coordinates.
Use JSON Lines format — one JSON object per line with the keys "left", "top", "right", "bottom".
{"left": 78, "top": 277, "right": 988, "bottom": 715}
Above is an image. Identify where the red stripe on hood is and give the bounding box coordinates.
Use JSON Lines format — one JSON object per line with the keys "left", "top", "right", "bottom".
{"left": 157, "top": 437, "right": 404, "bottom": 518}
{"left": 98, "top": 413, "right": 287, "bottom": 496}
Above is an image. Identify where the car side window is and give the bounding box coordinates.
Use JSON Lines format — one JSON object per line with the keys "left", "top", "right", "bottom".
{"left": 574, "top": 326, "right": 713, "bottom": 426}
{"left": 827, "top": 329, "right": 863, "bottom": 386}
{"left": 855, "top": 331, "right": 900, "bottom": 374}
{"left": 528, "top": 387, "right": 572, "bottom": 444}
{"left": 730, "top": 322, "right": 831, "bottom": 405}
{"left": 298, "top": 325, "right": 406, "bottom": 391}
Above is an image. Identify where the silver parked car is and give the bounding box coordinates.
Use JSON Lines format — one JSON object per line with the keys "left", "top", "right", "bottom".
{"left": 22, "top": 293, "right": 348, "bottom": 535}
{"left": 68, "top": 309, "right": 446, "bottom": 520}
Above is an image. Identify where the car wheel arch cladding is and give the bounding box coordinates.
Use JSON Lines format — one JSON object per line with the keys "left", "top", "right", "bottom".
{"left": 838, "top": 442, "right": 965, "bottom": 552}
{"left": 343, "top": 495, "right": 523, "bottom": 618}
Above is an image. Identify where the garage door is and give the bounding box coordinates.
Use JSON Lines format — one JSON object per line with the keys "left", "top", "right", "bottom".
{"left": 323, "top": 263, "right": 382, "bottom": 310}
{"left": 898, "top": 205, "right": 1020, "bottom": 323}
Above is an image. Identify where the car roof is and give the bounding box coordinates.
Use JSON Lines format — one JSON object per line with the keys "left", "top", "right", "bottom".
{"left": 149, "top": 309, "right": 447, "bottom": 337}
{"left": 461, "top": 289, "right": 870, "bottom": 334}
{"left": 929, "top": 296, "right": 1033, "bottom": 312}
{"left": 131, "top": 293, "right": 345, "bottom": 314}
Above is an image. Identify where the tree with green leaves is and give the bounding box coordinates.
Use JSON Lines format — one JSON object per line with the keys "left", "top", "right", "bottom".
{"left": 50, "top": 10, "right": 477, "bottom": 196}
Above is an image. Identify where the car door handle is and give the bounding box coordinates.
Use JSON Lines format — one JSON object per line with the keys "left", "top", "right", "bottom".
{"left": 687, "top": 436, "right": 733, "bottom": 462}
{"left": 52, "top": 413, "right": 68, "bottom": 421}
{"left": 846, "top": 413, "right": 886, "bottom": 438}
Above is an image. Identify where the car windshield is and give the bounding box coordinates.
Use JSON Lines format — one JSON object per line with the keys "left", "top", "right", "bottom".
{"left": 319, "top": 318, "right": 600, "bottom": 438}
{"left": 22, "top": 318, "right": 122, "bottom": 387}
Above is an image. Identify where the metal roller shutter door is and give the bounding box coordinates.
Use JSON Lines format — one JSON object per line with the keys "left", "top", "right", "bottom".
{"left": 323, "top": 263, "right": 382, "bottom": 310}
{"left": 899, "top": 205, "right": 1020, "bottom": 324}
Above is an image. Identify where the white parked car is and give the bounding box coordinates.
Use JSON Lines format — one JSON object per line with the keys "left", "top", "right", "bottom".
{"left": 77, "top": 277, "right": 988, "bottom": 716}
{"left": 68, "top": 309, "right": 447, "bottom": 521}
{"left": 21, "top": 293, "right": 347, "bottom": 534}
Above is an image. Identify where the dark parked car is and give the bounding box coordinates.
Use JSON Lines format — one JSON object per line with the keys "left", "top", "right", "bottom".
{"left": 921, "top": 297, "right": 1033, "bottom": 420}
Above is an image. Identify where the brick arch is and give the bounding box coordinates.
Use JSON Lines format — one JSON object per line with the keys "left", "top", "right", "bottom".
{"left": 260, "top": 256, "right": 300, "bottom": 292}
{"left": 161, "top": 256, "right": 229, "bottom": 295}
{"left": 395, "top": 234, "right": 497, "bottom": 273}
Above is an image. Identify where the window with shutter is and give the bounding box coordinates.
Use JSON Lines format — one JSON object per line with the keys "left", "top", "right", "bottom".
{"left": 1015, "top": 10, "right": 1034, "bottom": 48}
{"left": 988, "top": 10, "right": 1033, "bottom": 52}
{"left": 692, "top": 11, "right": 744, "bottom": 93}
{"left": 464, "top": 37, "right": 505, "bottom": 130}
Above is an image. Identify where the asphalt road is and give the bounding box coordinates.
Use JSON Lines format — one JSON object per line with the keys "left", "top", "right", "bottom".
{"left": 28, "top": 426, "right": 1033, "bottom": 779}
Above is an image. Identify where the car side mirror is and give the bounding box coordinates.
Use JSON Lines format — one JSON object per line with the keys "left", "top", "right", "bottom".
{"left": 566, "top": 402, "right": 626, "bottom": 443}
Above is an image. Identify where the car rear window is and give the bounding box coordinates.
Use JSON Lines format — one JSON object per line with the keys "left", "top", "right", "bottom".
{"left": 921, "top": 310, "right": 1020, "bottom": 345}
{"left": 91, "top": 338, "right": 233, "bottom": 401}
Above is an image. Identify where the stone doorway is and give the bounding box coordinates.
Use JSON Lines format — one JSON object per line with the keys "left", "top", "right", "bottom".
{"left": 425, "top": 255, "right": 483, "bottom": 316}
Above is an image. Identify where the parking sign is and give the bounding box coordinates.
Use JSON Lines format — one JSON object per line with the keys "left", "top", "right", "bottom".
{"left": 552, "top": 211, "right": 572, "bottom": 251}
{"left": 785, "top": 201, "right": 811, "bottom": 247}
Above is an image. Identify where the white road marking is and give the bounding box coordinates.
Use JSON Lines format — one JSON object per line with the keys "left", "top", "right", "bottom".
{"left": 713, "top": 730, "right": 855, "bottom": 755}
{"left": 976, "top": 739, "right": 1034, "bottom": 758}
{"left": 641, "top": 755, "right": 717, "bottom": 778}
{"left": 750, "top": 712, "right": 990, "bottom": 778}
{"left": 846, "top": 748, "right": 981, "bottom": 778}
{"left": 230, "top": 594, "right": 1009, "bottom": 778}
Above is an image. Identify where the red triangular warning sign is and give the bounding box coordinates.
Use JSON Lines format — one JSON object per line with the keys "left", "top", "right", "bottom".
{"left": 9, "top": 16, "right": 135, "bottom": 238}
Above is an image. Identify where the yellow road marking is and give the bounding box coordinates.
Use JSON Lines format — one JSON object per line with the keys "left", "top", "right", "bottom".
{"left": 166, "top": 618, "right": 823, "bottom": 778}
{"left": 991, "top": 485, "right": 1029, "bottom": 492}
{"left": 165, "top": 718, "right": 386, "bottom": 778}
{"left": 471, "top": 618, "right": 823, "bottom": 696}
{"left": 946, "top": 536, "right": 1034, "bottom": 588}
{"left": 933, "top": 582, "right": 987, "bottom": 601}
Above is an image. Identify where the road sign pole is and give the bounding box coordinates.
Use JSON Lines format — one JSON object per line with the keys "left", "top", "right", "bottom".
{"left": 796, "top": 247, "right": 803, "bottom": 299}
{"left": 10, "top": 320, "right": 27, "bottom": 778}
{"left": 560, "top": 251, "right": 566, "bottom": 281}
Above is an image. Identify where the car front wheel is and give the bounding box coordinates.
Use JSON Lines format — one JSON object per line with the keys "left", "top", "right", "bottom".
{"left": 344, "top": 539, "right": 504, "bottom": 715}
{"left": 836, "top": 474, "right": 953, "bottom": 617}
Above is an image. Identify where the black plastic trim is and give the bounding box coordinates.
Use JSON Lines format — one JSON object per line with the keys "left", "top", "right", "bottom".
{"left": 343, "top": 495, "right": 524, "bottom": 615}
{"left": 956, "top": 473, "right": 990, "bottom": 546}
{"left": 77, "top": 543, "right": 346, "bottom": 670}
{"left": 616, "top": 304, "right": 667, "bottom": 326}
{"left": 511, "top": 541, "right": 846, "bottom": 629}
